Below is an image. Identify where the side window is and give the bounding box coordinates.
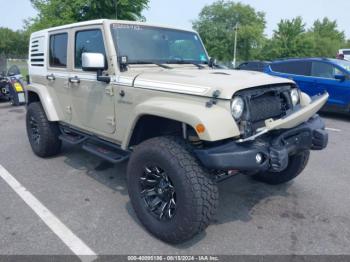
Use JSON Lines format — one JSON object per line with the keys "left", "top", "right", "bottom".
{"left": 311, "top": 62, "right": 339, "bottom": 79}
{"left": 49, "top": 33, "right": 68, "bottom": 68}
{"left": 75, "top": 29, "right": 106, "bottom": 69}
{"left": 271, "top": 61, "right": 311, "bottom": 76}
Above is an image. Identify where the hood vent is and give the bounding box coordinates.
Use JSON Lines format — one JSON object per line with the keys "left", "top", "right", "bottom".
{"left": 211, "top": 72, "right": 231, "bottom": 75}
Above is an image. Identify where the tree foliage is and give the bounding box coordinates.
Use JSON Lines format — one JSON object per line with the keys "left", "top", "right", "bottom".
{"left": 193, "top": 1, "right": 350, "bottom": 63}
{"left": 307, "top": 18, "right": 347, "bottom": 57}
{"left": 261, "top": 17, "right": 314, "bottom": 60}
{"left": 27, "top": 0, "right": 149, "bottom": 32}
{"left": 193, "top": 0, "right": 266, "bottom": 62}
{"left": 0, "top": 28, "right": 28, "bottom": 58}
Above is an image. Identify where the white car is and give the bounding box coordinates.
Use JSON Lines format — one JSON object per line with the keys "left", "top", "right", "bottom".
{"left": 337, "top": 49, "right": 350, "bottom": 61}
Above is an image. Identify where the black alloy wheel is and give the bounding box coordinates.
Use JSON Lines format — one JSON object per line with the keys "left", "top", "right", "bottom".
{"left": 140, "top": 166, "right": 176, "bottom": 220}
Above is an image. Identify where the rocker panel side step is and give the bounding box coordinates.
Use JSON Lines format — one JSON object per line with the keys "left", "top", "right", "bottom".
{"left": 82, "top": 142, "right": 129, "bottom": 163}
{"left": 59, "top": 127, "right": 88, "bottom": 145}
{"left": 59, "top": 133, "right": 88, "bottom": 145}
{"left": 59, "top": 125, "right": 130, "bottom": 163}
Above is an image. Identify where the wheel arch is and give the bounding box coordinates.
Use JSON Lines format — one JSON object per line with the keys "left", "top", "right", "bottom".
{"left": 122, "top": 98, "right": 240, "bottom": 149}
{"left": 26, "top": 84, "right": 60, "bottom": 121}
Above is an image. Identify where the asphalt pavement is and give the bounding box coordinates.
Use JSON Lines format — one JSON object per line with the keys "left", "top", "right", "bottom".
{"left": 0, "top": 102, "right": 350, "bottom": 256}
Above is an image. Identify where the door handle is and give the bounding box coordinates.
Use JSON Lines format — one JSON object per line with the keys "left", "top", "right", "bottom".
{"left": 46, "top": 74, "right": 55, "bottom": 81}
{"left": 69, "top": 76, "right": 80, "bottom": 84}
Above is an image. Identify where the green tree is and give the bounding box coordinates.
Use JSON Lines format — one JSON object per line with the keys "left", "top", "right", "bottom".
{"left": 307, "top": 18, "right": 346, "bottom": 57}
{"left": 192, "top": 0, "right": 266, "bottom": 63}
{"left": 27, "top": 0, "right": 149, "bottom": 31}
{"left": 261, "top": 17, "right": 313, "bottom": 60}
{"left": 0, "top": 28, "right": 28, "bottom": 58}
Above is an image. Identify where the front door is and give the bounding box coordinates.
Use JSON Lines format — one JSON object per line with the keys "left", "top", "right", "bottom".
{"left": 311, "top": 61, "right": 350, "bottom": 108}
{"left": 69, "top": 28, "right": 116, "bottom": 134}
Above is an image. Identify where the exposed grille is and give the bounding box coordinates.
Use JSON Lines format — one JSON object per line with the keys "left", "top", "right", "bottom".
{"left": 249, "top": 94, "right": 284, "bottom": 122}
{"left": 236, "top": 85, "right": 293, "bottom": 137}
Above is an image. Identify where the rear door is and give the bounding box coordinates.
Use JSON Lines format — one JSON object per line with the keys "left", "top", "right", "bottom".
{"left": 69, "top": 27, "right": 116, "bottom": 134}
{"left": 47, "top": 31, "right": 72, "bottom": 122}
{"left": 269, "top": 61, "right": 317, "bottom": 95}
{"left": 311, "top": 61, "right": 350, "bottom": 108}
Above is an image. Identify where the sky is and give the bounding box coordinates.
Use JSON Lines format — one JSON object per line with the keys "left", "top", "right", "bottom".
{"left": 1, "top": 0, "right": 350, "bottom": 38}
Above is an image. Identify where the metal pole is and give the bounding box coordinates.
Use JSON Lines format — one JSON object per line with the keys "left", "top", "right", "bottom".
{"left": 233, "top": 23, "right": 238, "bottom": 68}
{"left": 116, "top": 0, "right": 118, "bottom": 19}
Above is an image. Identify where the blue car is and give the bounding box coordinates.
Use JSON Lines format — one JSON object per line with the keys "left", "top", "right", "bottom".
{"left": 265, "top": 58, "right": 350, "bottom": 113}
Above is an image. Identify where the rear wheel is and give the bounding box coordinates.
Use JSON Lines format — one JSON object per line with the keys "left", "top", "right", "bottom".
{"left": 26, "top": 102, "right": 62, "bottom": 157}
{"left": 253, "top": 150, "right": 310, "bottom": 185}
{"left": 127, "top": 136, "right": 219, "bottom": 244}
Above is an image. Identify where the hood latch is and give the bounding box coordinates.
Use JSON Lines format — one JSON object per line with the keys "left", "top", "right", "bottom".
{"left": 206, "top": 90, "right": 221, "bottom": 108}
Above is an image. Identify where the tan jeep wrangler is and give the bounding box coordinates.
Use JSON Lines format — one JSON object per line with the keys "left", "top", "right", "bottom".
{"left": 26, "top": 19, "right": 329, "bottom": 244}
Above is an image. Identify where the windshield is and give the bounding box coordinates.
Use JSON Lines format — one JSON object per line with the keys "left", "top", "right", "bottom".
{"left": 330, "top": 59, "right": 350, "bottom": 72}
{"left": 111, "top": 24, "right": 208, "bottom": 64}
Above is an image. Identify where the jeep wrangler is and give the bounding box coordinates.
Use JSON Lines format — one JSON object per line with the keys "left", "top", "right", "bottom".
{"left": 26, "top": 19, "right": 328, "bottom": 244}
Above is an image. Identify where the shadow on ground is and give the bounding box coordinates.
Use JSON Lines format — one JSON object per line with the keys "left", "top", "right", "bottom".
{"left": 60, "top": 142, "right": 293, "bottom": 247}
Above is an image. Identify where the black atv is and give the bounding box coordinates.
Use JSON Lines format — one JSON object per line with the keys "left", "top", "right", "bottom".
{"left": 0, "top": 65, "right": 26, "bottom": 106}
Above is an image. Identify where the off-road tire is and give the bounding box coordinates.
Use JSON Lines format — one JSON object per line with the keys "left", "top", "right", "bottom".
{"left": 127, "top": 136, "right": 219, "bottom": 244}
{"left": 26, "top": 102, "right": 62, "bottom": 157}
{"left": 253, "top": 150, "right": 310, "bottom": 185}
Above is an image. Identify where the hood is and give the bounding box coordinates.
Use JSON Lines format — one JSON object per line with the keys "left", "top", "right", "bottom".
{"left": 123, "top": 69, "right": 295, "bottom": 99}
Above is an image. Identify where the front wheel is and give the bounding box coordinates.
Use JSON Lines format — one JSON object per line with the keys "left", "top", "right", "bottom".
{"left": 253, "top": 150, "right": 310, "bottom": 185}
{"left": 127, "top": 136, "right": 219, "bottom": 244}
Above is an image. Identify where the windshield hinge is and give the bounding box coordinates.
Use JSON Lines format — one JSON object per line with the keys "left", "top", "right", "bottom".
{"left": 105, "top": 86, "right": 114, "bottom": 96}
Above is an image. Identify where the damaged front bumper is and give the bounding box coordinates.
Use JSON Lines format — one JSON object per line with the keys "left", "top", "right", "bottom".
{"left": 194, "top": 113, "right": 328, "bottom": 173}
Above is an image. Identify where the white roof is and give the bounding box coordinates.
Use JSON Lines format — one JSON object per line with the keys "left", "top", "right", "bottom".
{"left": 31, "top": 19, "right": 196, "bottom": 37}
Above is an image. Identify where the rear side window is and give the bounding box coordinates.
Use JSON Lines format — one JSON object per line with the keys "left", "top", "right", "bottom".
{"left": 49, "top": 33, "right": 68, "bottom": 68}
{"left": 270, "top": 61, "right": 311, "bottom": 76}
{"left": 75, "top": 29, "right": 106, "bottom": 69}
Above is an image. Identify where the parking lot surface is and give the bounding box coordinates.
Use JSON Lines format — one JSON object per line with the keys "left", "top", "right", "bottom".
{"left": 0, "top": 102, "right": 350, "bottom": 256}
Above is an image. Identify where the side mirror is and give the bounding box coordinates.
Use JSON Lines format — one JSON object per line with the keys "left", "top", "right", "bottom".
{"left": 82, "top": 52, "right": 106, "bottom": 71}
{"left": 82, "top": 53, "right": 110, "bottom": 83}
{"left": 334, "top": 74, "right": 346, "bottom": 82}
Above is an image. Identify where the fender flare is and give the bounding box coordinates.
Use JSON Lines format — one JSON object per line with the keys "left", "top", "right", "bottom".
{"left": 122, "top": 97, "right": 240, "bottom": 148}
{"left": 26, "top": 83, "right": 61, "bottom": 121}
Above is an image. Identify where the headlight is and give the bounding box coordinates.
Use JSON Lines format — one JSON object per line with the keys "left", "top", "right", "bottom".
{"left": 231, "top": 96, "right": 244, "bottom": 120}
{"left": 290, "top": 88, "right": 300, "bottom": 106}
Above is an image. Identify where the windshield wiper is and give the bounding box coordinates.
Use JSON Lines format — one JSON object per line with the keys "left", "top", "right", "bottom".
{"left": 130, "top": 61, "right": 173, "bottom": 69}
{"left": 168, "top": 60, "right": 206, "bottom": 69}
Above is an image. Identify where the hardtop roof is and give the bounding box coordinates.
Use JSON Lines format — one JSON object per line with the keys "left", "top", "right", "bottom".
{"left": 30, "top": 19, "right": 197, "bottom": 37}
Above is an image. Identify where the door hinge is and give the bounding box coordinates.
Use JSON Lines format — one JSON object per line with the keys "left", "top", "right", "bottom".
{"left": 105, "top": 86, "right": 114, "bottom": 96}
{"left": 65, "top": 106, "right": 72, "bottom": 114}
{"left": 106, "top": 116, "right": 115, "bottom": 126}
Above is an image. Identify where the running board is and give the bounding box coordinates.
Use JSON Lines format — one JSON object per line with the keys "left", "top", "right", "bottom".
{"left": 59, "top": 125, "right": 130, "bottom": 163}
{"left": 59, "top": 133, "right": 88, "bottom": 145}
{"left": 82, "top": 142, "right": 129, "bottom": 163}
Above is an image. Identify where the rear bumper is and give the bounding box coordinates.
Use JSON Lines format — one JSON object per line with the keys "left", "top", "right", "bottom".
{"left": 194, "top": 115, "right": 328, "bottom": 172}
